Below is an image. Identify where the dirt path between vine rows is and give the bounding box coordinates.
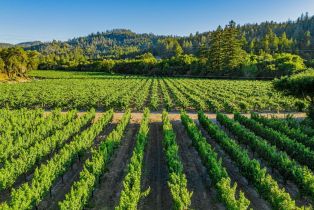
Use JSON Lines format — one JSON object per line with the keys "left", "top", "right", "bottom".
{"left": 138, "top": 122, "right": 172, "bottom": 210}
{"left": 172, "top": 120, "right": 225, "bottom": 210}
{"left": 218, "top": 121, "right": 314, "bottom": 207}
{"left": 196, "top": 120, "right": 272, "bottom": 210}
{"left": 87, "top": 123, "right": 139, "bottom": 209}
{"left": 7, "top": 111, "right": 306, "bottom": 209}
{"left": 47, "top": 111, "right": 307, "bottom": 122}
{"left": 37, "top": 113, "right": 121, "bottom": 210}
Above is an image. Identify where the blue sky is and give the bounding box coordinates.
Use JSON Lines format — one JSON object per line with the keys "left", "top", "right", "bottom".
{"left": 0, "top": 0, "right": 313, "bottom": 43}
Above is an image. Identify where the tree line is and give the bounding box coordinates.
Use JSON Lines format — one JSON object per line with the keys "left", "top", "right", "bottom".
{"left": 26, "top": 13, "right": 314, "bottom": 60}
{"left": 36, "top": 21, "right": 305, "bottom": 78}
{"left": 1, "top": 13, "right": 314, "bottom": 78}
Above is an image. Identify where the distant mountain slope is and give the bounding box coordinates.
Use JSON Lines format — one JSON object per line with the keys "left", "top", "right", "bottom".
{"left": 0, "top": 43, "right": 14, "bottom": 48}
{"left": 0, "top": 41, "right": 42, "bottom": 49}
{"left": 20, "top": 13, "right": 314, "bottom": 59}
{"left": 17, "top": 41, "right": 43, "bottom": 48}
{"left": 27, "top": 29, "right": 166, "bottom": 58}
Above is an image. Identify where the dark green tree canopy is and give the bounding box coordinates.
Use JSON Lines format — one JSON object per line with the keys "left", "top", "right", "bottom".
{"left": 273, "top": 70, "right": 314, "bottom": 101}
{"left": 273, "top": 70, "right": 314, "bottom": 121}
{"left": 0, "top": 47, "right": 39, "bottom": 79}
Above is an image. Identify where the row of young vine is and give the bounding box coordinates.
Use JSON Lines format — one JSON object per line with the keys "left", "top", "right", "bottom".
{"left": 181, "top": 111, "right": 251, "bottom": 210}
{"left": 115, "top": 108, "right": 150, "bottom": 209}
{"left": 0, "top": 110, "right": 95, "bottom": 191}
{"left": 162, "top": 110, "right": 192, "bottom": 209}
{"left": 149, "top": 79, "right": 160, "bottom": 110}
{"left": 217, "top": 113, "right": 314, "bottom": 202}
{"left": 0, "top": 108, "right": 43, "bottom": 138}
{"left": 0, "top": 110, "right": 113, "bottom": 210}
{"left": 0, "top": 110, "right": 77, "bottom": 164}
{"left": 59, "top": 109, "right": 131, "bottom": 209}
{"left": 198, "top": 112, "right": 307, "bottom": 210}
{"left": 159, "top": 79, "right": 174, "bottom": 110}
{"left": 250, "top": 113, "right": 314, "bottom": 151}
{"left": 234, "top": 114, "right": 314, "bottom": 171}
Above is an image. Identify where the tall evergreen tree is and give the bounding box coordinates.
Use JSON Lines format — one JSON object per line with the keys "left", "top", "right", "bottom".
{"left": 249, "top": 38, "right": 256, "bottom": 53}
{"left": 222, "top": 21, "right": 246, "bottom": 70}
{"left": 198, "top": 44, "right": 209, "bottom": 59}
{"left": 261, "top": 34, "right": 270, "bottom": 53}
{"left": 182, "top": 40, "right": 193, "bottom": 54}
{"left": 279, "top": 32, "right": 292, "bottom": 52}
{"left": 304, "top": 30, "right": 311, "bottom": 48}
{"left": 208, "top": 26, "right": 224, "bottom": 71}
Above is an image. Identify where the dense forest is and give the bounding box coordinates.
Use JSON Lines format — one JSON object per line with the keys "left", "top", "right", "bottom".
{"left": 1, "top": 13, "right": 314, "bottom": 78}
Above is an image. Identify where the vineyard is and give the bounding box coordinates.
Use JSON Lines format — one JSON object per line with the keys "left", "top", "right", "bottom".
{"left": 0, "top": 71, "right": 313, "bottom": 210}
{"left": 0, "top": 106, "right": 313, "bottom": 210}
{"left": 0, "top": 70, "right": 308, "bottom": 112}
{"left": 2, "top": 0, "right": 314, "bottom": 207}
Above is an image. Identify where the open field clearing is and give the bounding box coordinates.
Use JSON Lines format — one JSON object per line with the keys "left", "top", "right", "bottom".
{"left": 0, "top": 108, "right": 313, "bottom": 210}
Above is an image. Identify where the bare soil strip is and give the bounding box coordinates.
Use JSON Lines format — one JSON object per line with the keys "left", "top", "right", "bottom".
{"left": 87, "top": 123, "right": 139, "bottom": 210}
{"left": 122, "top": 112, "right": 306, "bottom": 123}
{"left": 172, "top": 120, "right": 225, "bottom": 210}
{"left": 54, "top": 111, "right": 306, "bottom": 122}
{"left": 196, "top": 120, "right": 272, "bottom": 210}
{"left": 138, "top": 122, "right": 172, "bottom": 210}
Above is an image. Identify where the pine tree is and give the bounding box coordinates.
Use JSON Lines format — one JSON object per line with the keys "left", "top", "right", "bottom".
{"left": 261, "top": 34, "right": 270, "bottom": 53}
{"left": 266, "top": 28, "right": 279, "bottom": 53}
{"left": 198, "top": 44, "right": 209, "bottom": 59}
{"left": 222, "top": 21, "right": 246, "bottom": 70}
{"left": 304, "top": 30, "right": 311, "bottom": 48}
{"left": 182, "top": 40, "right": 193, "bottom": 54}
{"left": 208, "top": 26, "right": 224, "bottom": 71}
{"left": 279, "top": 32, "right": 290, "bottom": 52}
{"left": 174, "top": 42, "right": 183, "bottom": 56}
{"left": 241, "top": 34, "right": 248, "bottom": 51}
{"left": 249, "top": 38, "right": 256, "bottom": 53}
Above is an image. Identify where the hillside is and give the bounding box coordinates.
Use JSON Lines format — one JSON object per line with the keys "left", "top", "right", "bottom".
{"left": 0, "top": 43, "right": 13, "bottom": 48}
{"left": 0, "top": 41, "right": 42, "bottom": 49}
{"left": 23, "top": 13, "right": 314, "bottom": 59}
{"left": 26, "top": 29, "right": 164, "bottom": 58}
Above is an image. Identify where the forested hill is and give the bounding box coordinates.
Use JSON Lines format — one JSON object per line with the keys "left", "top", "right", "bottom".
{"left": 0, "top": 41, "right": 42, "bottom": 49}
{"left": 22, "top": 13, "right": 314, "bottom": 59}
{"left": 0, "top": 43, "right": 14, "bottom": 48}
{"left": 68, "top": 29, "right": 163, "bottom": 58}
{"left": 240, "top": 13, "right": 314, "bottom": 43}
{"left": 26, "top": 29, "right": 166, "bottom": 59}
